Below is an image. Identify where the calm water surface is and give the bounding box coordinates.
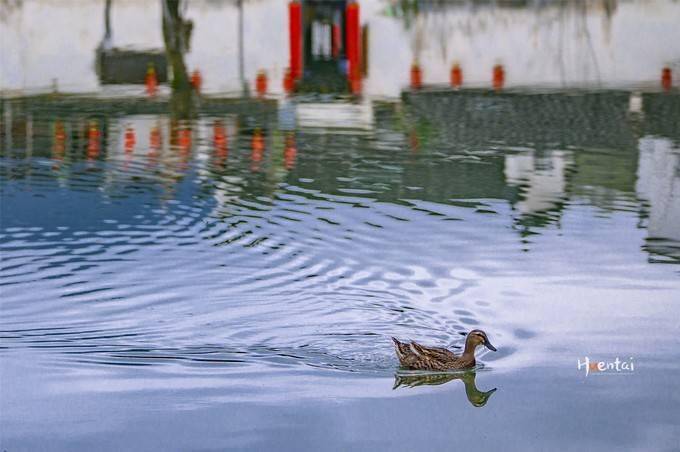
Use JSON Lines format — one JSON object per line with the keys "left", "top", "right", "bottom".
{"left": 1, "top": 88, "right": 679, "bottom": 451}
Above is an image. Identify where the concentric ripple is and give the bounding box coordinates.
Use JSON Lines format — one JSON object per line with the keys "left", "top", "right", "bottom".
{"left": 2, "top": 94, "right": 680, "bottom": 377}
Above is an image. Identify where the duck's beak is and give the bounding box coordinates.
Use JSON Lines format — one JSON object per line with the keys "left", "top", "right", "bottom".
{"left": 484, "top": 339, "right": 497, "bottom": 352}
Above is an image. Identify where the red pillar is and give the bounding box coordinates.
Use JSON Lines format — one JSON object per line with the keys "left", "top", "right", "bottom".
{"left": 289, "top": 1, "right": 302, "bottom": 80}
{"left": 346, "top": 1, "right": 361, "bottom": 91}
{"left": 332, "top": 23, "right": 341, "bottom": 58}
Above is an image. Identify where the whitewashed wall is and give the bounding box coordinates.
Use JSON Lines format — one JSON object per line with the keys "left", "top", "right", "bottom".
{"left": 1, "top": 0, "right": 679, "bottom": 96}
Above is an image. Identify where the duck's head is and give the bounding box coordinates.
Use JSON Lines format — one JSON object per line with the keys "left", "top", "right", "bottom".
{"left": 469, "top": 386, "right": 497, "bottom": 407}
{"left": 465, "top": 329, "right": 497, "bottom": 352}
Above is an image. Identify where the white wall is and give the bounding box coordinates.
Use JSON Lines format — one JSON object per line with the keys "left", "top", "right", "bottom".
{"left": 364, "top": 0, "right": 680, "bottom": 96}
{"left": 1, "top": 0, "right": 679, "bottom": 96}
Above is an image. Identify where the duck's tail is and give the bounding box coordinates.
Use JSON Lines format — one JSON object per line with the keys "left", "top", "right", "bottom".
{"left": 392, "top": 337, "right": 409, "bottom": 362}
{"left": 391, "top": 337, "right": 403, "bottom": 349}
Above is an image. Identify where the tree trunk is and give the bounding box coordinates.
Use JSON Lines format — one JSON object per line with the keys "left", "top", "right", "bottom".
{"left": 162, "top": 0, "right": 194, "bottom": 118}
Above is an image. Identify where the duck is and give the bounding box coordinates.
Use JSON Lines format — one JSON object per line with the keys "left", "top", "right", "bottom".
{"left": 393, "top": 370, "right": 497, "bottom": 407}
{"left": 392, "top": 329, "right": 496, "bottom": 371}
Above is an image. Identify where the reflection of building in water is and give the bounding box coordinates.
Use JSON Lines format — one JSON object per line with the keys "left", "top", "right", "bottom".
{"left": 294, "top": 99, "right": 374, "bottom": 130}
{"left": 636, "top": 137, "right": 680, "bottom": 241}
{"left": 504, "top": 150, "right": 573, "bottom": 218}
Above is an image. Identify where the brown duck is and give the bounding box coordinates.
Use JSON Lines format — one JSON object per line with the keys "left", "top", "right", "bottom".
{"left": 392, "top": 329, "right": 497, "bottom": 371}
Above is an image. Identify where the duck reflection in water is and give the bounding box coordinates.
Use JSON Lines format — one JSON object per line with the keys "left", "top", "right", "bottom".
{"left": 393, "top": 370, "right": 497, "bottom": 407}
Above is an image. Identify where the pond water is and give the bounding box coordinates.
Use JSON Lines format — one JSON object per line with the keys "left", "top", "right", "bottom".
{"left": 2, "top": 88, "right": 679, "bottom": 451}
{"left": 2, "top": 1, "right": 680, "bottom": 451}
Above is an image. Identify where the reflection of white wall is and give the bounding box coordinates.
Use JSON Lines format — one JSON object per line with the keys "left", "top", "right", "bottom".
{"left": 108, "top": 115, "right": 167, "bottom": 158}
{"left": 2, "top": 0, "right": 680, "bottom": 96}
{"left": 505, "top": 150, "right": 572, "bottom": 215}
{"left": 101, "top": 114, "right": 239, "bottom": 194}
{"left": 636, "top": 137, "right": 680, "bottom": 241}
{"left": 295, "top": 99, "right": 373, "bottom": 130}
{"left": 108, "top": 114, "right": 236, "bottom": 160}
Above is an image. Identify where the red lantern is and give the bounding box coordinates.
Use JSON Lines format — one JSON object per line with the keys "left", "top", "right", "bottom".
{"left": 179, "top": 127, "right": 192, "bottom": 156}
{"left": 450, "top": 63, "right": 462, "bottom": 88}
{"left": 191, "top": 70, "right": 202, "bottom": 93}
{"left": 124, "top": 127, "right": 135, "bottom": 153}
{"left": 256, "top": 70, "right": 268, "bottom": 97}
{"left": 410, "top": 63, "right": 422, "bottom": 90}
{"left": 87, "top": 121, "right": 100, "bottom": 160}
{"left": 150, "top": 126, "right": 162, "bottom": 152}
{"left": 493, "top": 64, "right": 505, "bottom": 90}
{"left": 251, "top": 129, "right": 265, "bottom": 172}
{"left": 213, "top": 121, "right": 228, "bottom": 166}
{"left": 283, "top": 68, "right": 295, "bottom": 94}
{"left": 53, "top": 121, "right": 66, "bottom": 159}
{"left": 284, "top": 133, "right": 297, "bottom": 170}
{"left": 251, "top": 129, "right": 264, "bottom": 154}
{"left": 662, "top": 67, "right": 672, "bottom": 91}
{"left": 145, "top": 65, "right": 158, "bottom": 96}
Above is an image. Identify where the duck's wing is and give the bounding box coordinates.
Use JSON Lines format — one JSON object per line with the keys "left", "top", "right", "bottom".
{"left": 393, "top": 338, "right": 459, "bottom": 370}
{"left": 393, "top": 337, "right": 428, "bottom": 368}
{"left": 410, "top": 342, "right": 457, "bottom": 360}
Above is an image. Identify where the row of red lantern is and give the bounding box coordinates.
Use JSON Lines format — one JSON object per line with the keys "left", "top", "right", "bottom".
{"left": 146, "top": 65, "right": 274, "bottom": 98}
{"left": 76, "top": 121, "right": 296, "bottom": 171}
{"left": 147, "top": 66, "right": 675, "bottom": 95}
{"left": 226, "top": 127, "right": 297, "bottom": 171}
{"left": 54, "top": 122, "right": 162, "bottom": 159}
{"left": 185, "top": 64, "right": 673, "bottom": 95}
{"left": 411, "top": 64, "right": 675, "bottom": 91}
{"left": 410, "top": 63, "right": 505, "bottom": 90}
{"left": 146, "top": 66, "right": 674, "bottom": 96}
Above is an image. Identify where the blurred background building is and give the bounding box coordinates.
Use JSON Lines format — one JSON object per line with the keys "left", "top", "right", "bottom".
{"left": 1, "top": 0, "right": 679, "bottom": 96}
